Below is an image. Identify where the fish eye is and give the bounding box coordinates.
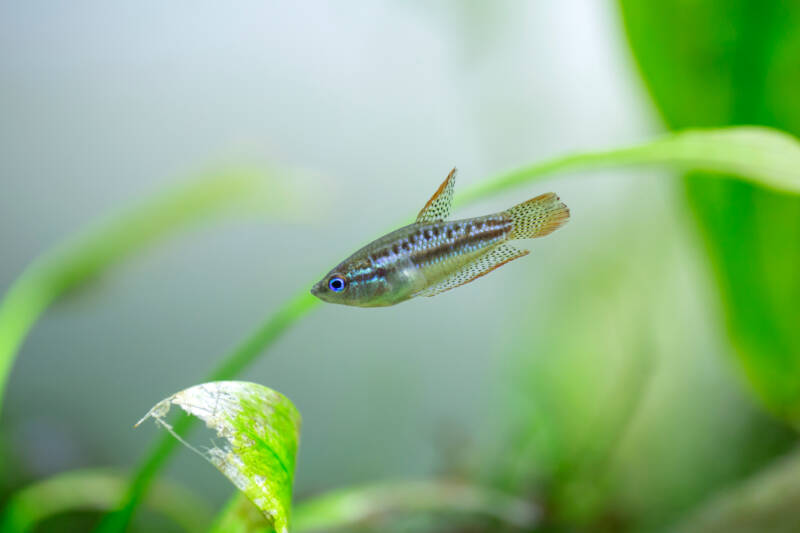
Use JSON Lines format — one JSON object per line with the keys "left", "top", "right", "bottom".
{"left": 328, "top": 275, "right": 347, "bottom": 292}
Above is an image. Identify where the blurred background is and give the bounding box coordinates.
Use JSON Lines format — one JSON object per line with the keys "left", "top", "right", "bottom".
{"left": 2, "top": 1, "right": 799, "bottom": 532}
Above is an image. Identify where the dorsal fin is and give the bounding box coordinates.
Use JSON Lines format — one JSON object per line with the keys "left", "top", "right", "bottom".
{"left": 416, "top": 167, "right": 456, "bottom": 223}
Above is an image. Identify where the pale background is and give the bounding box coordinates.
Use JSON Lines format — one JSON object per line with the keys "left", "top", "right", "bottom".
{"left": 0, "top": 1, "right": 671, "bottom": 505}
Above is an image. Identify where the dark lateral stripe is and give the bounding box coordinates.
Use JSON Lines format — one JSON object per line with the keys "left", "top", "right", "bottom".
{"left": 455, "top": 225, "right": 509, "bottom": 249}
{"left": 412, "top": 225, "right": 509, "bottom": 265}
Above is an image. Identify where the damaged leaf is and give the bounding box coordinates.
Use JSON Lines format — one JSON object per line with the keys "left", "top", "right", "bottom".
{"left": 137, "top": 381, "right": 300, "bottom": 533}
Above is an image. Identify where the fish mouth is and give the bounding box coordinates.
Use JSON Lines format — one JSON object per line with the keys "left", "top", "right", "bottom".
{"left": 310, "top": 281, "right": 325, "bottom": 300}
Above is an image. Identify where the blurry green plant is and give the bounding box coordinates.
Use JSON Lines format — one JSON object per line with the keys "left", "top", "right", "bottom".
{"left": 4, "top": 6, "right": 800, "bottom": 531}
{"left": 619, "top": 0, "right": 800, "bottom": 421}
{"left": 0, "top": 469, "right": 212, "bottom": 533}
{"left": 12, "top": 127, "right": 781, "bottom": 532}
{"left": 134, "top": 381, "right": 541, "bottom": 533}
{"left": 3, "top": 120, "right": 800, "bottom": 531}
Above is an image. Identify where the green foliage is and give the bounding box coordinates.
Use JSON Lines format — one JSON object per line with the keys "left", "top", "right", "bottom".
{"left": 136, "top": 382, "right": 300, "bottom": 533}
{"left": 673, "top": 448, "right": 800, "bottom": 533}
{"left": 94, "top": 127, "right": 800, "bottom": 531}
{"left": 292, "top": 480, "right": 539, "bottom": 532}
{"left": 2, "top": 98, "right": 798, "bottom": 533}
{"left": 619, "top": 0, "right": 800, "bottom": 420}
{"left": 0, "top": 469, "right": 211, "bottom": 533}
{"left": 492, "top": 214, "right": 795, "bottom": 530}
{"left": 209, "top": 495, "right": 274, "bottom": 533}
{"left": 212, "top": 479, "right": 539, "bottom": 533}
{"left": 495, "top": 239, "right": 657, "bottom": 526}
{"left": 457, "top": 126, "right": 800, "bottom": 205}
{"left": 95, "top": 291, "right": 319, "bottom": 533}
{"left": 6, "top": 6, "right": 800, "bottom": 532}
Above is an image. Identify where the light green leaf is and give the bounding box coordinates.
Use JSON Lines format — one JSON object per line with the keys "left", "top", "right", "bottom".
{"left": 209, "top": 495, "right": 274, "bottom": 533}
{"left": 0, "top": 468, "right": 211, "bottom": 533}
{"left": 136, "top": 381, "right": 301, "bottom": 533}
{"left": 457, "top": 126, "right": 800, "bottom": 206}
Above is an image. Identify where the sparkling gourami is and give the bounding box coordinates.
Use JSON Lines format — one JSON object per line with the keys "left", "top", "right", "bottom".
{"left": 311, "top": 168, "right": 569, "bottom": 307}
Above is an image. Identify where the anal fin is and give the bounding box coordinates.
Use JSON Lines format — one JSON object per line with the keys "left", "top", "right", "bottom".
{"left": 414, "top": 244, "right": 529, "bottom": 297}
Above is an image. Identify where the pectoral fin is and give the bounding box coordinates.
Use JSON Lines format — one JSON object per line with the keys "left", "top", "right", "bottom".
{"left": 416, "top": 167, "right": 457, "bottom": 223}
{"left": 414, "top": 244, "right": 529, "bottom": 297}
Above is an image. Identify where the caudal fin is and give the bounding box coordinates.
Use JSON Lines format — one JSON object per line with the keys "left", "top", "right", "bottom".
{"left": 506, "top": 192, "right": 569, "bottom": 239}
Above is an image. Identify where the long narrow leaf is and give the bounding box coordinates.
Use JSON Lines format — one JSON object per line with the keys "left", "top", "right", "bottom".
{"left": 457, "top": 126, "right": 800, "bottom": 205}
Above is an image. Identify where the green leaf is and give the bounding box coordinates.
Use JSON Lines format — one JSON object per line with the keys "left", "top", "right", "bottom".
{"left": 107, "top": 125, "right": 800, "bottom": 531}
{"left": 457, "top": 126, "right": 800, "bottom": 205}
{"left": 619, "top": 0, "right": 800, "bottom": 420}
{"left": 136, "top": 381, "right": 301, "bottom": 533}
{"left": 209, "top": 495, "right": 275, "bottom": 533}
{"left": 0, "top": 468, "right": 211, "bottom": 533}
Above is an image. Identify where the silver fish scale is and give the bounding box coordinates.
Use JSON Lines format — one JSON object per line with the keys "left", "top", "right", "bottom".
{"left": 402, "top": 215, "right": 512, "bottom": 280}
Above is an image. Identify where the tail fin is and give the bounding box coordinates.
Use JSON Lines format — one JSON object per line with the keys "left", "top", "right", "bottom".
{"left": 506, "top": 192, "right": 569, "bottom": 239}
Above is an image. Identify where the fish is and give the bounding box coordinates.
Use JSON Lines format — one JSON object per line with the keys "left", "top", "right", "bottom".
{"left": 311, "top": 168, "right": 569, "bottom": 307}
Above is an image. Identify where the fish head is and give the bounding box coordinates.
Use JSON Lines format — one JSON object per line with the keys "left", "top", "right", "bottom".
{"left": 311, "top": 258, "right": 398, "bottom": 307}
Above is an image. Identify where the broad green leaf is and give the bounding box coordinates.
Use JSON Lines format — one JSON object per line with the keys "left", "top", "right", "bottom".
{"left": 136, "top": 381, "right": 301, "bottom": 533}
{"left": 108, "top": 125, "right": 800, "bottom": 532}
{"left": 0, "top": 468, "right": 211, "bottom": 533}
{"left": 0, "top": 168, "right": 310, "bottom": 415}
{"left": 619, "top": 0, "right": 800, "bottom": 420}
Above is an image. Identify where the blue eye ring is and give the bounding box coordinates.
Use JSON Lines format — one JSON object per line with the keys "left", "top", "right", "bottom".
{"left": 328, "top": 275, "right": 346, "bottom": 292}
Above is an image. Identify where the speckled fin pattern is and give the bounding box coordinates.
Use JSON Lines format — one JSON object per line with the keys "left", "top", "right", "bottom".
{"left": 506, "top": 192, "right": 570, "bottom": 239}
{"left": 414, "top": 243, "right": 530, "bottom": 297}
{"left": 416, "top": 167, "right": 457, "bottom": 223}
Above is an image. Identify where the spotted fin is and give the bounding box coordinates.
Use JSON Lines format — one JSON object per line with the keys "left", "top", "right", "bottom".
{"left": 506, "top": 192, "right": 569, "bottom": 239}
{"left": 416, "top": 167, "right": 457, "bottom": 223}
{"left": 414, "top": 244, "right": 530, "bottom": 297}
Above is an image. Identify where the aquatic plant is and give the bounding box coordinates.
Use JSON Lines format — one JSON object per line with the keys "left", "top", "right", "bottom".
{"left": 2, "top": 126, "right": 800, "bottom": 532}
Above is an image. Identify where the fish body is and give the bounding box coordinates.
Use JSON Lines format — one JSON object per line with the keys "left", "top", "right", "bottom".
{"left": 312, "top": 168, "right": 569, "bottom": 307}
